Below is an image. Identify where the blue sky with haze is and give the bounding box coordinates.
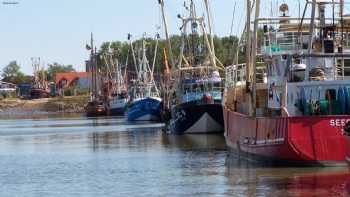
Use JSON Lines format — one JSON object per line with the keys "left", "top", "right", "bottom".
{"left": 0, "top": 0, "right": 348, "bottom": 75}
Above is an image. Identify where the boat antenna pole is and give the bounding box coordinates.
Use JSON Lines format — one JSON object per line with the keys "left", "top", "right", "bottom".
{"left": 158, "top": 0, "right": 175, "bottom": 69}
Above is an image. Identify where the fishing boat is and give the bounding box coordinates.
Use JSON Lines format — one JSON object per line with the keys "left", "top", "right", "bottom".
{"left": 85, "top": 100, "right": 106, "bottom": 116}
{"left": 224, "top": 1, "right": 350, "bottom": 166}
{"left": 30, "top": 57, "right": 50, "bottom": 99}
{"left": 101, "top": 47, "right": 129, "bottom": 116}
{"left": 159, "top": 0, "right": 224, "bottom": 134}
{"left": 85, "top": 33, "right": 107, "bottom": 117}
{"left": 109, "top": 92, "right": 128, "bottom": 115}
{"left": 126, "top": 35, "right": 162, "bottom": 121}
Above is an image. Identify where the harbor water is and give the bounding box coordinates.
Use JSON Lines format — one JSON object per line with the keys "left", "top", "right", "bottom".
{"left": 0, "top": 115, "right": 349, "bottom": 197}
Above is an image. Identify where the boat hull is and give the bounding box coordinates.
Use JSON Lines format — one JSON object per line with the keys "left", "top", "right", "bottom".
{"left": 109, "top": 107, "right": 125, "bottom": 116}
{"left": 170, "top": 101, "right": 224, "bottom": 135}
{"left": 224, "top": 109, "right": 350, "bottom": 166}
{"left": 347, "top": 136, "right": 350, "bottom": 169}
{"left": 109, "top": 99, "right": 127, "bottom": 116}
{"left": 127, "top": 97, "right": 161, "bottom": 121}
{"left": 85, "top": 102, "right": 107, "bottom": 117}
{"left": 30, "top": 88, "right": 50, "bottom": 99}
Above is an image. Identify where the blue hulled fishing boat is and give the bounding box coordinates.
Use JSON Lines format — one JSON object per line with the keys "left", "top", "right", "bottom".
{"left": 127, "top": 97, "right": 161, "bottom": 121}
{"left": 126, "top": 35, "right": 162, "bottom": 121}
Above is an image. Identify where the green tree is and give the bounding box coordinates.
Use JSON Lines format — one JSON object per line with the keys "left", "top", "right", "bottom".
{"left": 1, "top": 61, "right": 30, "bottom": 84}
{"left": 96, "top": 34, "right": 242, "bottom": 74}
{"left": 47, "top": 63, "right": 76, "bottom": 81}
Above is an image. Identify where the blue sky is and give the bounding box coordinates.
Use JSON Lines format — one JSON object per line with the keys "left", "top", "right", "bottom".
{"left": 0, "top": 0, "right": 347, "bottom": 75}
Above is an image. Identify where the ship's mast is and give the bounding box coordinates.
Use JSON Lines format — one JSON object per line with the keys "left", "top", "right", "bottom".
{"left": 308, "top": 0, "right": 316, "bottom": 55}
{"left": 135, "top": 36, "right": 160, "bottom": 98}
{"left": 251, "top": 0, "right": 260, "bottom": 117}
{"left": 245, "top": 0, "right": 252, "bottom": 115}
{"left": 31, "top": 57, "right": 41, "bottom": 89}
{"left": 190, "top": 0, "right": 197, "bottom": 65}
{"left": 340, "top": 0, "right": 345, "bottom": 79}
{"left": 306, "top": 0, "right": 316, "bottom": 81}
{"left": 203, "top": 0, "right": 216, "bottom": 66}
{"left": 90, "top": 32, "right": 98, "bottom": 100}
{"left": 177, "top": 0, "right": 216, "bottom": 70}
{"left": 128, "top": 34, "right": 138, "bottom": 75}
{"left": 158, "top": 0, "right": 175, "bottom": 69}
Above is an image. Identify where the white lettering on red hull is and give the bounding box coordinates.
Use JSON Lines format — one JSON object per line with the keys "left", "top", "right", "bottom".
{"left": 330, "top": 119, "right": 350, "bottom": 127}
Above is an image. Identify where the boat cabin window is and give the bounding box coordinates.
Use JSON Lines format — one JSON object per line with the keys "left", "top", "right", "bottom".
{"left": 338, "top": 59, "right": 350, "bottom": 76}
{"left": 345, "top": 59, "right": 350, "bottom": 76}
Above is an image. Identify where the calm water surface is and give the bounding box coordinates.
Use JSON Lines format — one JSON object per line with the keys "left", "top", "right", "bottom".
{"left": 0, "top": 115, "right": 349, "bottom": 197}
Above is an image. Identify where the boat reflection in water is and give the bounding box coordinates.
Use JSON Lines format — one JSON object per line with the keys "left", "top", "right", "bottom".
{"left": 89, "top": 127, "right": 226, "bottom": 152}
{"left": 225, "top": 155, "right": 350, "bottom": 196}
{"left": 1, "top": 116, "right": 350, "bottom": 196}
{"left": 161, "top": 133, "right": 226, "bottom": 150}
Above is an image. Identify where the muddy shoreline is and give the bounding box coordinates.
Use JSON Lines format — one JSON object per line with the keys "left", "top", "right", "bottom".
{"left": 0, "top": 96, "right": 89, "bottom": 118}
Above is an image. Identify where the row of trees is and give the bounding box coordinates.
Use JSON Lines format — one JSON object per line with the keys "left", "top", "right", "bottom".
{"left": 1, "top": 61, "right": 76, "bottom": 84}
{"left": 96, "top": 35, "right": 243, "bottom": 73}
{"left": 1, "top": 34, "right": 247, "bottom": 84}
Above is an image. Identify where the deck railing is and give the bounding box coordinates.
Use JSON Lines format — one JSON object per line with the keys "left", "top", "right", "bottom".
{"left": 261, "top": 32, "right": 309, "bottom": 55}
{"left": 225, "top": 63, "right": 267, "bottom": 89}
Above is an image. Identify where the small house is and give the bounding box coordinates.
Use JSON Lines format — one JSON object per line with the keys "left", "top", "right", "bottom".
{"left": 0, "top": 81, "right": 17, "bottom": 98}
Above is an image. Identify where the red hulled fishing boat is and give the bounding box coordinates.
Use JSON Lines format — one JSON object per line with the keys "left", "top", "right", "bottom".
{"left": 224, "top": 1, "right": 350, "bottom": 166}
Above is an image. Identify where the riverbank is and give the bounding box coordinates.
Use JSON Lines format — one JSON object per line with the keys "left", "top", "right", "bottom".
{"left": 0, "top": 96, "right": 89, "bottom": 116}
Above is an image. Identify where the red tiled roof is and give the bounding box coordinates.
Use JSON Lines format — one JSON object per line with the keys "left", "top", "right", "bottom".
{"left": 54, "top": 72, "right": 90, "bottom": 87}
